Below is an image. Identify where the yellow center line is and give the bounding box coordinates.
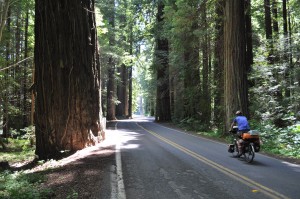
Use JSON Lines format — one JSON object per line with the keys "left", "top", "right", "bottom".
{"left": 136, "top": 123, "right": 290, "bottom": 199}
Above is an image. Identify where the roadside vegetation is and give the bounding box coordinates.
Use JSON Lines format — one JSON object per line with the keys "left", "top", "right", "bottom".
{"left": 0, "top": 170, "right": 51, "bottom": 199}
{"left": 177, "top": 119, "right": 300, "bottom": 160}
{"left": 0, "top": 129, "right": 52, "bottom": 199}
{"left": 0, "top": 141, "right": 49, "bottom": 199}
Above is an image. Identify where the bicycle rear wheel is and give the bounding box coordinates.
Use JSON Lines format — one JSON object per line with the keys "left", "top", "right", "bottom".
{"left": 244, "top": 144, "right": 255, "bottom": 163}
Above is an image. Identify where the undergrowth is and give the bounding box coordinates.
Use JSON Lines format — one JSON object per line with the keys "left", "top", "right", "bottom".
{"left": 0, "top": 138, "right": 35, "bottom": 163}
{"left": 255, "top": 123, "right": 300, "bottom": 158}
{"left": 0, "top": 171, "right": 52, "bottom": 199}
{"left": 0, "top": 133, "right": 52, "bottom": 199}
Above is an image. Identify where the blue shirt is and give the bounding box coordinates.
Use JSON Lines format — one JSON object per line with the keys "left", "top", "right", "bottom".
{"left": 233, "top": 116, "right": 250, "bottom": 131}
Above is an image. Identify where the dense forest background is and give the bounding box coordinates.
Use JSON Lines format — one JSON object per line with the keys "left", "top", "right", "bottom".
{"left": 0, "top": 0, "right": 299, "bottom": 158}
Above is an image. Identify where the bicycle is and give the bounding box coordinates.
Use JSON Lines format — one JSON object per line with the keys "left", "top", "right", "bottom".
{"left": 228, "top": 127, "right": 260, "bottom": 163}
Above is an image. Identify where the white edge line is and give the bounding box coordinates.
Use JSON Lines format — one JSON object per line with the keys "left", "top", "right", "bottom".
{"left": 115, "top": 122, "right": 126, "bottom": 199}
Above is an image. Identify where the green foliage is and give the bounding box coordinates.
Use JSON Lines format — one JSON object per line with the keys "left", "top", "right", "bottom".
{"left": 66, "top": 189, "right": 79, "bottom": 199}
{"left": 0, "top": 125, "right": 49, "bottom": 199}
{"left": 0, "top": 138, "right": 35, "bottom": 163}
{"left": 0, "top": 0, "right": 35, "bottom": 133}
{"left": 178, "top": 117, "right": 208, "bottom": 131}
{"left": 20, "top": 126, "right": 35, "bottom": 139}
{"left": 252, "top": 122, "right": 300, "bottom": 158}
{"left": 135, "top": 45, "right": 156, "bottom": 116}
{"left": 239, "top": 0, "right": 300, "bottom": 136}
{"left": 0, "top": 171, "right": 51, "bottom": 199}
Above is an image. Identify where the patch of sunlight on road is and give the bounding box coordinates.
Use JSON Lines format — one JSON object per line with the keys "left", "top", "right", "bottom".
{"left": 125, "top": 114, "right": 155, "bottom": 123}
{"left": 118, "top": 131, "right": 141, "bottom": 150}
{"left": 281, "top": 161, "right": 300, "bottom": 173}
{"left": 105, "top": 128, "right": 142, "bottom": 151}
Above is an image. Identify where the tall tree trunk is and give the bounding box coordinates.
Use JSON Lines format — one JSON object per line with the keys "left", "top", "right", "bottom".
{"left": 116, "top": 64, "right": 128, "bottom": 117}
{"left": 172, "top": 65, "right": 184, "bottom": 121}
{"left": 282, "top": 0, "right": 290, "bottom": 97}
{"left": 182, "top": 2, "right": 201, "bottom": 119}
{"left": 213, "top": 0, "right": 224, "bottom": 129}
{"left": 272, "top": 0, "right": 279, "bottom": 34}
{"left": 12, "top": 8, "right": 22, "bottom": 130}
{"left": 128, "top": 65, "right": 132, "bottom": 118}
{"left": 224, "top": 0, "right": 248, "bottom": 132}
{"left": 116, "top": 67, "right": 123, "bottom": 117}
{"left": 201, "top": 0, "right": 211, "bottom": 124}
{"left": 106, "top": 0, "right": 116, "bottom": 121}
{"left": 2, "top": 8, "right": 11, "bottom": 138}
{"left": 245, "top": 0, "right": 253, "bottom": 70}
{"left": 128, "top": 24, "right": 133, "bottom": 118}
{"left": 107, "top": 60, "right": 116, "bottom": 120}
{"left": 264, "top": 0, "right": 273, "bottom": 63}
{"left": 15, "top": 8, "right": 21, "bottom": 110}
{"left": 183, "top": 48, "right": 200, "bottom": 119}
{"left": 264, "top": 0, "right": 272, "bottom": 40}
{"left": 245, "top": 0, "right": 253, "bottom": 116}
{"left": 287, "top": 1, "right": 294, "bottom": 93}
{"left": 23, "top": 9, "right": 29, "bottom": 127}
{"left": 155, "top": 0, "right": 171, "bottom": 122}
{"left": 31, "top": 65, "right": 35, "bottom": 125}
{"left": 0, "top": 0, "right": 10, "bottom": 42}
{"left": 124, "top": 70, "right": 128, "bottom": 117}
{"left": 35, "top": 0, "right": 103, "bottom": 160}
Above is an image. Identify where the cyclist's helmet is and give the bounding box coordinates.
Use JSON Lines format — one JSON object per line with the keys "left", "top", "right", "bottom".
{"left": 235, "top": 110, "right": 242, "bottom": 116}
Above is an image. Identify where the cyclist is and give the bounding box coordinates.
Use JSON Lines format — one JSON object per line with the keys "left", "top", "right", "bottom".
{"left": 230, "top": 110, "right": 250, "bottom": 157}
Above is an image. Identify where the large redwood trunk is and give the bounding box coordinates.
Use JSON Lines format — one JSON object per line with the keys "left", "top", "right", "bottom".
{"left": 213, "top": 0, "right": 224, "bottom": 129}
{"left": 201, "top": 0, "right": 211, "bottom": 124}
{"left": 224, "top": 0, "right": 248, "bottom": 132}
{"left": 34, "top": 0, "right": 103, "bottom": 160}
{"left": 106, "top": 0, "right": 117, "bottom": 121}
{"left": 155, "top": 0, "right": 171, "bottom": 122}
{"left": 116, "top": 64, "right": 128, "bottom": 117}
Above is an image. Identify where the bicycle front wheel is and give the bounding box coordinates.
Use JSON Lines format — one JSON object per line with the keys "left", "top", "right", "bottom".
{"left": 232, "top": 141, "right": 239, "bottom": 157}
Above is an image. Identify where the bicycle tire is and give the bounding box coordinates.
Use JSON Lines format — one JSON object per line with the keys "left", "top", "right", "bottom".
{"left": 232, "top": 141, "right": 239, "bottom": 157}
{"left": 244, "top": 143, "right": 255, "bottom": 163}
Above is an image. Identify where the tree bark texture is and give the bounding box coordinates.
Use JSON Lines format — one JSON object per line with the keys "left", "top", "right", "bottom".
{"left": 272, "top": 0, "right": 279, "bottom": 34}
{"left": 128, "top": 24, "right": 133, "bottom": 118}
{"left": 213, "top": 0, "right": 224, "bottom": 129}
{"left": 282, "top": 0, "right": 290, "bottom": 97}
{"left": 155, "top": 1, "right": 171, "bottom": 122}
{"left": 23, "top": 10, "right": 29, "bottom": 127}
{"left": 264, "top": 0, "right": 272, "bottom": 40}
{"left": 34, "top": 0, "right": 103, "bottom": 160}
{"left": 182, "top": 2, "right": 201, "bottom": 119}
{"left": 0, "top": 0, "right": 10, "bottom": 42}
{"left": 264, "top": 0, "right": 274, "bottom": 64}
{"left": 106, "top": 61, "right": 116, "bottom": 121}
{"left": 2, "top": 9, "right": 11, "bottom": 138}
{"left": 106, "top": 0, "right": 116, "bottom": 121}
{"left": 116, "top": 64, "right": 128, "bottom": 117}
{"left": 245, "top": 0, "right": 253, "bottom": 71}
{"left": 201, "top": 1, "right": 211, "bottom": 124}
{"left": 224, "top": 0, "right": 248, "bottom": 132}
{"left": 128, "top": 65, "right": 133, "bottom": 118}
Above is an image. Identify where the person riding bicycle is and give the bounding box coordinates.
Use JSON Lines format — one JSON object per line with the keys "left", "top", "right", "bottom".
{"left": 230, "top": 110, "right": 250, "bottom": 157}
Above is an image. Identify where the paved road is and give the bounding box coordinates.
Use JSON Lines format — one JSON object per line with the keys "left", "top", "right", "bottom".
{"left": 104, "top": 116, "right": 300, "bottom": 199}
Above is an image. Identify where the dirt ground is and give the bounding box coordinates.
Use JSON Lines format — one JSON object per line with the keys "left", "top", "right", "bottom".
{"left": 11, "top": 139, "right": 117, "bottom": 199}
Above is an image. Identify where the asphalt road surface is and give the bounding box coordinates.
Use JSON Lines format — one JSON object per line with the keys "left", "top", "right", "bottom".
{"left": 102, "top": 116, "right": 300, "bottom": 199}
